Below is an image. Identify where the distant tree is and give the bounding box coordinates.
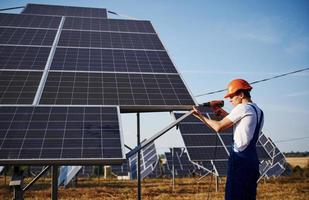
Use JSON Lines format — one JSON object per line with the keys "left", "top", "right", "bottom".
{"left": 284, "top": 151, "right": 309, "bottom": 157}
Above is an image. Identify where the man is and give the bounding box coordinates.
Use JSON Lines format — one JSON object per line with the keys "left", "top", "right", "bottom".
{"left": 192, "top": 79, "right": 264, "bottom": 200}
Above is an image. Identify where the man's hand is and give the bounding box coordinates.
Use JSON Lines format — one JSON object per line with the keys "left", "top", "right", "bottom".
{"left": 192, "top": 106, "right": 205, "bottom": 123}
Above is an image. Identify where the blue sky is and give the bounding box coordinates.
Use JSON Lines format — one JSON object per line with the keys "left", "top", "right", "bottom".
{"left": 1, "top": 0, "right": 308, "bottom": 153}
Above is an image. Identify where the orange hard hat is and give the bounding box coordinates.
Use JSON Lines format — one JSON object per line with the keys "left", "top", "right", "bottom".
{"left": 224, "top": 79, "right": 252, "bottom": 98}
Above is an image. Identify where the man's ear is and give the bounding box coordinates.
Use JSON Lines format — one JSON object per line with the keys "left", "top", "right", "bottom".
{"left": 239, "top": 91, "right": 245, "bottom": 99}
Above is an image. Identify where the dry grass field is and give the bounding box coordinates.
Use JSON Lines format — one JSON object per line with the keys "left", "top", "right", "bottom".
{"left": 286, "top": 157, "right": 309, "bottom": 168}
{"left": 0, "top": 175, "right": 308, "bottom": 200}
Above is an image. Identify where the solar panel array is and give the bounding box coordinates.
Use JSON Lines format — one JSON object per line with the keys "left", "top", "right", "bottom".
{"left": 129, "top": 141, "right": 158, "bottom": 180}
{"left": 164, "top": 147, "right": 196, "bottom": 177}
{"left": 1, "top": 3, "right": 195, "bottom": 165}
{"left": 174, "top": 106, "right": 272, "bottom": 176}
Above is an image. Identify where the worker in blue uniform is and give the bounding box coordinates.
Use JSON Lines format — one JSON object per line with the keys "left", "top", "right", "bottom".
{"left": 192, "top": 79, "right": 264, "bottom": 200}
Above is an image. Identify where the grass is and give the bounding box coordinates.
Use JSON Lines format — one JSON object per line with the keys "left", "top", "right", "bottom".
{"left": 0, "top": 175, "right": 308, "bottom": 200}
{"left": 286, "top": 157, "right": 309, "bottom": 168}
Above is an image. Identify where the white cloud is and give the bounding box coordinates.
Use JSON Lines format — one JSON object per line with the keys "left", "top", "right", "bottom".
{"left": 285, "top": 91, "right": 309, "bottom": 97}
{"left": 226, "top": 16, "right": 281, "bottom": 44}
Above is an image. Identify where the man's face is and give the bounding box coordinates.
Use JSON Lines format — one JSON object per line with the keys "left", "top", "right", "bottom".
{"left": 229, "top": 93, "right": 242, "bottom": 107}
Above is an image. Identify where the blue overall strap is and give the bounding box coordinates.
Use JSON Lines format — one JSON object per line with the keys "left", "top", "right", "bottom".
{"left": 247, "top": 104, "right": 264, "bottom": 145}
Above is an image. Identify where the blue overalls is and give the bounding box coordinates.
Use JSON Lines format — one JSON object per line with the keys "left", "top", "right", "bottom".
{"left": 225, "top": 104, "right": 264, "bottom": 200}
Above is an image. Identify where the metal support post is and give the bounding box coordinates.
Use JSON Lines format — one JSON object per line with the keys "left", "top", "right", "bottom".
{"left": 10, "top": 166, "right": 23, "bottom": 200}
{"left": 215, "top": 175, "right": 219, "bottom": 192}
{"left": 137, "top": 113, "right": 141, "bottom": 200}
{"left": 51, "top": 165, "right": 58, "bottom": 200}
{"left": 172, "top": 148, "right": 175, "bottom": 192}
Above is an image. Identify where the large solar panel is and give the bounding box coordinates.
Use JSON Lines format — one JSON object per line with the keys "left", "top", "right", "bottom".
{"left": 22, "top": 4, "right": 107, "bottom": 18}
{"left": 174, "top": 106, "right": 272, "bottom": 176}
{"left": 0, "top": 3, "right": 194, "bottom": 166}
{"left": 0, "top": 106, "right": 125, "bottom": 165}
